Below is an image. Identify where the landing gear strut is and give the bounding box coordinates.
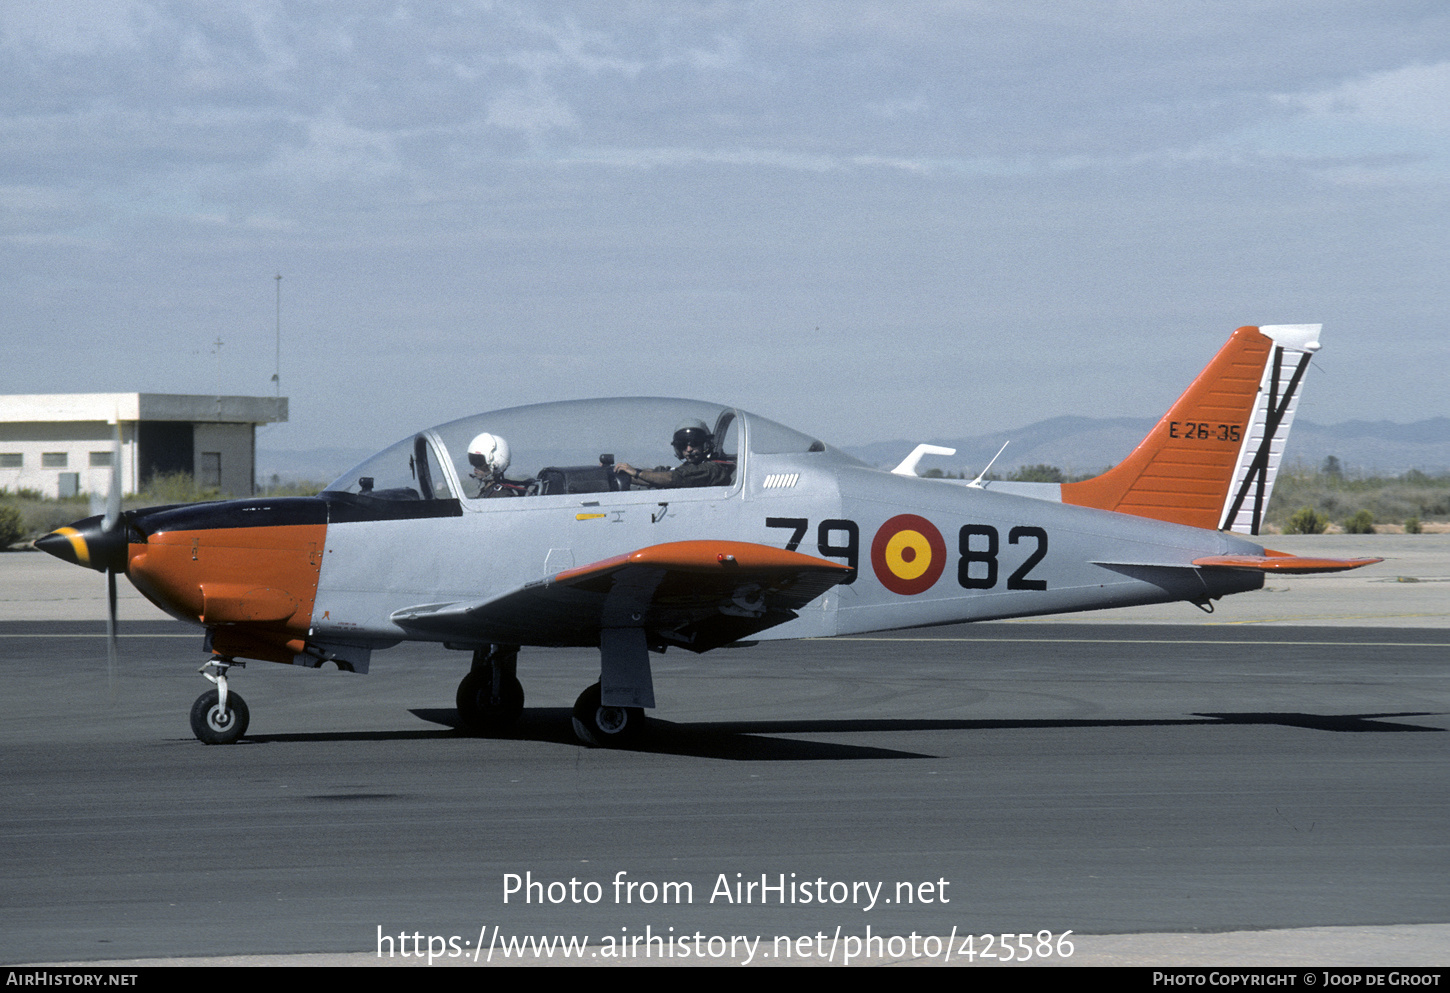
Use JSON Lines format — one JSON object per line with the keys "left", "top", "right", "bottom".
{"left": 191, "top": 657, "right": 249, "bottom": 745}
{"left": 456, "top": 645, "right": 524, "bottom": 735}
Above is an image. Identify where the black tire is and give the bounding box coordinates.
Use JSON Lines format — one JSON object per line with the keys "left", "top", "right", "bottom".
{"left": 571, "top": 682, "right": 645, "bottom": 747}
{"left": 456, "top": 670, "right": 525, "bottom": 735}
{"left": 190, "top": 689, "right": 249, "bottom": 745}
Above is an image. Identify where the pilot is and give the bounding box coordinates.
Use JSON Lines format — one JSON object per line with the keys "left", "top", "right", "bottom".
{"left": 467, "top": 432, "right": 528, "bottom": 498}
{"left": 616, "top": 419, "right": 735, "bottom": 489}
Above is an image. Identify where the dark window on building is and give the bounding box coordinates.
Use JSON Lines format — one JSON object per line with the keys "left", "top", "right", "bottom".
{"left": 137, "top": 421, "right": 193, "bottom": 486}
{"left": 0, "top": 454, "right": 20, "bottom": 468}
{"left": 90, "top": 451, "right": 113, "bottom": 467}
{"left": 42, "top": 452, "right": 67, "bottom": 468}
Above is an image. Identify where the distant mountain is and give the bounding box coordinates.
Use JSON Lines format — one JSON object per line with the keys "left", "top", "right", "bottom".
{"left": 1289, "top": 418, "right": 1450, "bottom": 475}
{"left": 843, "top": 416, "right": 1450, "bottom": 477}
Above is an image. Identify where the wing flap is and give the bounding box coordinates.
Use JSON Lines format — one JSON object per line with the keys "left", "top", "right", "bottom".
{"left": 391, "top": 540, "right": 851, "bottom": 650}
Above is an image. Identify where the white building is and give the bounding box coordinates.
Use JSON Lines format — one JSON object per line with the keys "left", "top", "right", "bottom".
{"left": 0, "top": 394, "right": 287, "bottom": 499}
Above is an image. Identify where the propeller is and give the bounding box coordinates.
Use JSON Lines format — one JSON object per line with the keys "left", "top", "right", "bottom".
{"left": 101, "top": 420, "right": 123, "bottom": 694}
{"left": 34, "top": 418, "right": 135, "bottom": 697}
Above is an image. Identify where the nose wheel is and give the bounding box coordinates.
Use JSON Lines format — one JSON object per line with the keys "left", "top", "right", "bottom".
{"left": 571, "top": 682, "right": 645, "bottom": 748}
{"left": 191, "top": 658, "right": 248, "bottom": 744}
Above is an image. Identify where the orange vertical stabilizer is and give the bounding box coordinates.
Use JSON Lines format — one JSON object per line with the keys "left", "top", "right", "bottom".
{"left": 1061, "top": 325, "right": 1319, "bottom": 533}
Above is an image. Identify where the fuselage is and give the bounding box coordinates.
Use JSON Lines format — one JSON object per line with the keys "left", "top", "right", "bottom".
{"left": 41, "top": 398, "right": 1266, "bottom": 674}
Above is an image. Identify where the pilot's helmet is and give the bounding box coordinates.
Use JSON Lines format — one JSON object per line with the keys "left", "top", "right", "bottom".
{"left": 671, "top": 419, "right": 714, "bottom": 464}
{"left": 467, "top": 432, "right": 511, "bottom": 477}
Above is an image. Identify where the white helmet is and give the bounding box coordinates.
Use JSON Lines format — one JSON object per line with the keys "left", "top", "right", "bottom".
{"left": 467, "top": 432, "right": 510, "bottom": 477}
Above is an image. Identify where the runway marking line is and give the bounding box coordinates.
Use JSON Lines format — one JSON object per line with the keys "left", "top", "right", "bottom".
{"left": 3, "top": 632, "right": 1445, "bottom": 648}
{"left": 1, "top": 632, "right": 198, "bottom": 638}
{"left": 824, "top": 637, "right": 1450, "bottom": 648}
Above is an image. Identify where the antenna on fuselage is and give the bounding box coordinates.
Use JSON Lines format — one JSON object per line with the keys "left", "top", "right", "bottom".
{"left": 966, "top": 441, "right": 1010, "bottom": 489}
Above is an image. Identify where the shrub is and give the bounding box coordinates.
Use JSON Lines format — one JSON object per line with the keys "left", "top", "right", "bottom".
{"left": 0, "top": 502, "right": 23, "bottom": 548}
{"left": 1010, "top": 464, "right": 1066, "bottom": 483}
{"left": 1405, "top": 517, "right": 1423, "bottom": 534}
{"left": 0, "top": 486, "right": 47, "bottom": 501}
{"left": 139, "top": 471, "right": 220, "bottom": 503}
{"left": 259, "top": 476, "right": 327, "bottom": 496}
{"left": 1266, "top": 465, "right": 1450, "bottom": 529}
{"left": 1284, "top": 507, "right": 1329, "bottom": 534}
{"left": 1343, "top": 510, "right": 1376, "bottom": 534}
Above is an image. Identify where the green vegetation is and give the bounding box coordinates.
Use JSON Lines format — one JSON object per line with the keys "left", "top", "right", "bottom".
{"left": 261, "top": 479, "right": 326, "bottom": 497}
{"left": 137, "top": 471, "right": 221, "bottom": 504}
{"left": 1342, "top": 509, "right": 1376, "bottom": 534}
{"left": 1265, "top": 462, "right": 1450, "bottom": 532}
{"left": 0, "top": 502, "right": 24, "bottom": 548}
{"left": 1284, "top": 507, "right": 1330, "bottom": 534}
{"left": 1405, "top": 517, "right": 1423, "bottom": 534}
{"left": 2, "top": 473, "right": 322, "bottom": 546}
{"left": 1010, "top": 464, "right": 1066, "bottom": 483}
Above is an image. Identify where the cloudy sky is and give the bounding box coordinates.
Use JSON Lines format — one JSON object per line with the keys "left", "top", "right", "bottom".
{"left": 4, "top": 1, "right": 1447, "bottom": 455}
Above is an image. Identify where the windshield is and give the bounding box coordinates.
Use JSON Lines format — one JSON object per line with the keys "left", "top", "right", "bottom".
{"left": 324, "top": 433, "right": 453, "bottom": 501}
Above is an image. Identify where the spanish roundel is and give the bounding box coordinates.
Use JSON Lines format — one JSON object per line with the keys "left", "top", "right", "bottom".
{"left": 870, "top": 514, "right": 947, "bottom": 595}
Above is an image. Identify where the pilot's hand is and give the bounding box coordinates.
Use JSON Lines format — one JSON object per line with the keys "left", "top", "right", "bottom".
{"left": 614, "top": 462, "right": 653, "bottom": 488}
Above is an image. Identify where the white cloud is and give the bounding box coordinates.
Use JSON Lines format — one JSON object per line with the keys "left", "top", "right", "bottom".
{"left": 1179, "top": 61, "right": 1450, "bottom": 181}
{"left": 274, "top": 115, "right": 402, "bottom": 181}
{"left": 0, "top": 0, "right": 157, "bottom": 54}
{"left": 1287, "top": 62, "right": 1450, "bottom": 133}
{"left": 485, "top": 83, "right": 578, "bottom": 134}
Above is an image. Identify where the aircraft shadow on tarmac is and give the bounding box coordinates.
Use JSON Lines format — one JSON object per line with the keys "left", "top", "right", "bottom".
{"left": 235, "top": 708, "right": 1445, "bottom": 760}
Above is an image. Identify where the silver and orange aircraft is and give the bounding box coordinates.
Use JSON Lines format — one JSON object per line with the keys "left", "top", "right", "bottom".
{"left": 38, "top": 324, "right": 1378, "bottom": 746}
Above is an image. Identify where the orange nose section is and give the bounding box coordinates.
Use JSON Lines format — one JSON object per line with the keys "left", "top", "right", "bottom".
{"left": 128, "top": 523, "right": 326, "bottom": 656}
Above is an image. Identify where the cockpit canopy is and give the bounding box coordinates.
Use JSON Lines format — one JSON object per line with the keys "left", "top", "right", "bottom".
{"left": 324, "top": 397, "right": 862, "bottom": 503}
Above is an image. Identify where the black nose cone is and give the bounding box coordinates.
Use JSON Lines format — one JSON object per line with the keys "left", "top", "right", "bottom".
{"left": 35, "top": 516, "right": 130, "bottom": 573}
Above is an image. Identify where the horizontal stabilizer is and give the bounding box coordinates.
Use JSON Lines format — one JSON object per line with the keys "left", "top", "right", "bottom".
{"left": 1192, "top": 551, "right": 1383, "bottom": 574}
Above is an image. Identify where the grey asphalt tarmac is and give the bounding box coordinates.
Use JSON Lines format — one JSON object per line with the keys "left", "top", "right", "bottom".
{"left": 2, "top": 613, "right": 1447, "bottom": 966}
{"left": 2, "top": 536, "right": 1446, "bottom": 966}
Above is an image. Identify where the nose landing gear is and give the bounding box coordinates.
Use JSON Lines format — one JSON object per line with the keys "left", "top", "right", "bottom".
{"left": 191, "top": 657, "right": 249, "bottom": 745}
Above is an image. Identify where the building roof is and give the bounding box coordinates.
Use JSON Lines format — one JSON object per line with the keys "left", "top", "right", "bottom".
{"left": 0, "top": 393, "right": 287, "bottom": 424}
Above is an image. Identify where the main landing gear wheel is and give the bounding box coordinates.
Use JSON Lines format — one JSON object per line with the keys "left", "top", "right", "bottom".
{"left": 456, "top": 670, "right": 525, "bottom": 735}
{"left": 190, "top": 688, "right": 250, "bottom": 745}
{"left": 571, "top": 682, "right": 645, "bottom": 748}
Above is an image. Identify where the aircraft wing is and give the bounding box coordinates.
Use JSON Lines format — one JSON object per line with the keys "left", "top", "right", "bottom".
{"left": 391, "top": 540, "right": 852, "bottom": 653}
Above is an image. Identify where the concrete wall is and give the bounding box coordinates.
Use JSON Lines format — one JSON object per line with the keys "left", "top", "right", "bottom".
{"left": 0, "top": 394, "right": 285, "bottom": 499}
{"left": 0, "top": 422, "right": 137, "bottom": 498}
{"left": 193, "top": 422, "right": 255, "bottom": 497}
{"left": 0, "top": 420, "right": 259, "bottom": 498}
